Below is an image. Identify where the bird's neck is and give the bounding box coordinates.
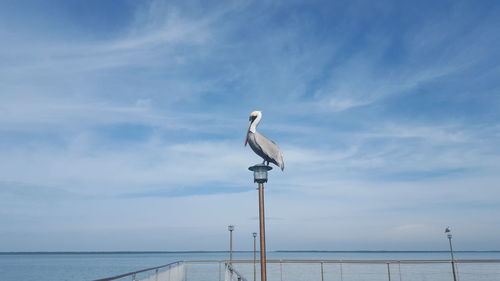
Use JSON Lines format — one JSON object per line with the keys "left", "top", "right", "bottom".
{"left": 249, "top": 114, "right": 261, "bottom": 133}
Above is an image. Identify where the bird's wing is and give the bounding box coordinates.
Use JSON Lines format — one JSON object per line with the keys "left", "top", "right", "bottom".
{"left": 254, "top": 132, "right": 284, "bottom": 170}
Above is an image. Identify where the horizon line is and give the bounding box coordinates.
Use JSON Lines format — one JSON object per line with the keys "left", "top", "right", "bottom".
{"left": 2, "top": 250, "right": 500, "bottom": 254}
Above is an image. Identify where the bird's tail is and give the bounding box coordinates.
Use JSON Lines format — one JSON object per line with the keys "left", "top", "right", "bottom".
{"left": 278, "top": 158, "right": 284, "bottom": 171}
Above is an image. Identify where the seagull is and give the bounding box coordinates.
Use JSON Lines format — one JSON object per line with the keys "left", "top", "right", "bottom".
{"left": 445, "top": 227, "right": 451, "bottom": 233}
{"left": 245, "top": 110, "right": 284, "bottom": 171}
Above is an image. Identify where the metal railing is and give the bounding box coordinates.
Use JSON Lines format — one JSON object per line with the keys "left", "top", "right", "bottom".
{"left": 226, "top": 262, "right": 249, "bottom": 281}
{"left": 92, "top": 259, "right": 500, "bottom": 281}
{"left": 92, "top": 261, "right": 185, "bottom": 281}
{"left": 227, "top": 259, "right": 500, "bottom": 281}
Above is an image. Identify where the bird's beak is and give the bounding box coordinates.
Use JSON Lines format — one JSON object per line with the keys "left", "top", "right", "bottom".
{"left": 244, "top": 120, "right": 252, "bottom": 146}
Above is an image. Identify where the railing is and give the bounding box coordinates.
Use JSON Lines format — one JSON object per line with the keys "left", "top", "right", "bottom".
{"left": 92, "top": 261, "right": 185, "bottom": 281}
{"left": 228, "top": 259, "right": 500, "bottom": 281}
{"left": 226, "top": 262, "right": 248, "bottom": 281}
{"left": 92, "top": 259, "right": 500, "bottom": 281}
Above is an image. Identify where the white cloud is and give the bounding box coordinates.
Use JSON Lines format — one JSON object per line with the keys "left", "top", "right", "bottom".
{"left": 1, "top": 0, "right": 500, "bottom": 251}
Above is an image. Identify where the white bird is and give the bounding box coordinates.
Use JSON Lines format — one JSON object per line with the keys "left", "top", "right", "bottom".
{"left": 245, "top": 110, "right": 284, "bottom": 171}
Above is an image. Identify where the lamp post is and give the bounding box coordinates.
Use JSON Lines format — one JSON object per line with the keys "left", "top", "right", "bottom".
{"left": 228, "top": 225, "right": 235, "bottom": 263}
{"left": 445, "top": 227, "right": 457, "bottom": 281}
{"left": 253, "top": 232, "right": 257, "bottom": 281}
{"left": 249, "top": 164, "right": 272, "bottom": 281}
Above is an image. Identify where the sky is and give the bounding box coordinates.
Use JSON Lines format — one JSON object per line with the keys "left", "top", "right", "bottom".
{"left": 1, "top": 0, "right": 500, "bottom": 252}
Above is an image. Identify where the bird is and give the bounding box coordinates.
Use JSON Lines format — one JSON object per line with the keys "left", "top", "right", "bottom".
{"left": 244, "top": 110, "right": 284, "bottom": 171}
{"left": 445, "top": 227, "right": 451, "bottom": 233}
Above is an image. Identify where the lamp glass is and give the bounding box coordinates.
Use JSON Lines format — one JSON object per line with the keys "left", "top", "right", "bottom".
{"left": 254, "top": 170, "right": 267, "bottom": 183}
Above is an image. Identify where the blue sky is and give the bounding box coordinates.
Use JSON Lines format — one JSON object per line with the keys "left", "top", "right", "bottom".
{"left": 1, "top": 0, "right": 500, "bottom": 251}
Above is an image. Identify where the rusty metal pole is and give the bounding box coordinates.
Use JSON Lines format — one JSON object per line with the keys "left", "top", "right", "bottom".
{"left": 249, "top": 164, "right": 272, "bottom": 281}
{"left": 258, "top": 182, "right": 267, "bottom": 281}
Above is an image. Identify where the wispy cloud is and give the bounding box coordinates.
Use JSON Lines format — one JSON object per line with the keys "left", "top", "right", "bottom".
{"left": 1, "top": 0, "right": 500, "bottom": 251}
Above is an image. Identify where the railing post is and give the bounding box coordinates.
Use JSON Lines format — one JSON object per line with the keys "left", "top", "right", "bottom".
{"left": 280, "top": 261, "right": 283, "bottom": 281}
{"left": 340, "top": 261, "right": 344, "bottom": 281}
{"left": 387, "top": 263, "right": 391, "bottom": 281}
{"left": 398, "top": 261, "right": 402, "bottom": 281}
{"left": 219, "top": 262, "right": 222, "bottom": 281}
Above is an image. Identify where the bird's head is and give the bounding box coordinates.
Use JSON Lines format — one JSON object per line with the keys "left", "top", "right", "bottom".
{"left": 249, "top": 110, "right": 261, "bottom": 122}
{"left": 245, "top": 110, "right": 262, "bottom": 146}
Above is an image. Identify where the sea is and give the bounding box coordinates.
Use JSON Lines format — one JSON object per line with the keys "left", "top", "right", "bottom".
{"left": 1, "top": 251, "right": 499, "bottom": 281}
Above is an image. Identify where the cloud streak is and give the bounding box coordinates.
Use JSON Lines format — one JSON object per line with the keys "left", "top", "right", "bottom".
{"left": 1, "top": 0, "right": 500, "bottom": 251}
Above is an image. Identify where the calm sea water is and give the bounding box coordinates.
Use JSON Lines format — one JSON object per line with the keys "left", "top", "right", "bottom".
{"left": 1, "top": 251, "right": 499, "bottom": 281}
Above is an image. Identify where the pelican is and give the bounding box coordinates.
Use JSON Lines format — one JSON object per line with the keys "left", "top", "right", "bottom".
{"left": 245, "top": 110, "right": 284, "bottom": 171}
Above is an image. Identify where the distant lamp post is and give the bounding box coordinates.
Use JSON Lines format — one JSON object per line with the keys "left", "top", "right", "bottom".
{"left": 249, "top": 164, "right": 273, "bottom": 281}
{"left": 253, "top": 232, "right": 257, "bottom": 281}
{"left": 445, "top": 227, "right": 457, "bottom": 281}
{"left": 228, "top": 225, "right": 235, "bottom": 263}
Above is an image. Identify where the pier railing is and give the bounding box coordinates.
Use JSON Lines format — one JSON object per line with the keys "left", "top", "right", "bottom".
{"left": 226, "top": 262, "right": 249, "bottom": 281}
{"left": 92, "top": 261, "right": 186, "bottom": 281}
{"left": 92, "top": 259, "right": 500, "bottom": 281}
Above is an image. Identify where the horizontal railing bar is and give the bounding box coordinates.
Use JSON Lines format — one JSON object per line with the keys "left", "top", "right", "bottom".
{"left": 92, "top": 261, "right": 182, "bottom": 281}
{"left": 226, "top": 262, "right": 249, "bottom": 281}
{"left": 186, "top": 259, "right": 500, "bottom": 264}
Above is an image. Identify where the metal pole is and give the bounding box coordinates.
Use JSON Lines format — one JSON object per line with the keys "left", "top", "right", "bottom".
{"left": 320, "top": 262, "right": 324, "bottom": 281}
{"left": 387, "top": 263, "right": 391, "bottom": 281}
{"left": 254, "top": 234, "right": 257, "bottom": 281}
{"left": 398, "top": 261, "right": 402, "bottom": 281}
{"left": 258, "top": 182, "right": 267, "bottom": 281}
{"left": 340, "top": 261, "right": 343, "bottom": 281}
{"left": 448, "top": 235, "right": 457, "bottom": 281}
{"left": 280, "top": 261, "right": 283, "bottom": 281}
{"left": 230, "top": 229, "right": 233, "bottom": 263}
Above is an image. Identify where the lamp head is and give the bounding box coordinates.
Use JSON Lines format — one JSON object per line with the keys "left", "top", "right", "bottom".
{"left": 249, "top": 164, "right": 273, "bottom": 183}
{"left": 445, "top": 226, "right": 453, "bottom": 239}
{"left": 228, "top": 225, "right": 234, "bottom": 231}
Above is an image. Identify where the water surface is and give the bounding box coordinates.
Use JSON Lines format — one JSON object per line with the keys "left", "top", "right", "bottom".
{"left": 1, "top": 251, "right": 499, "bottom": 281}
